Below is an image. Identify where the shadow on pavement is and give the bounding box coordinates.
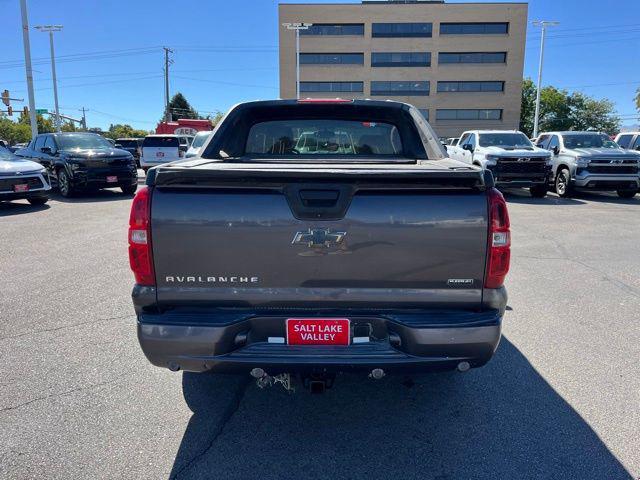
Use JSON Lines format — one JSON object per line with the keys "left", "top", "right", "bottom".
{"left": 566, "top": 190, "right": 640, "bottom": 205}
{"left": 169, "top": 337, "right": 632, "bottom": 480}
{"left": 0, "top": 201, "right": 50, "bottom": 217}
{"left": 503, "top": 188, "right": 639, "bottom": 206}
{"left": 48, "top": 188, "right": 136, "bottom": 204}
{"left": 502, "top": 189, "right": 586, "bottom": 205}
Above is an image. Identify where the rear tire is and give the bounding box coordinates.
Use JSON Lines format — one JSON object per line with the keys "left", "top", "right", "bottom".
{"left": 28, "top": 196, "right": 48, "bottom": 205}
{"left": 57, "top": 169, "right": 74, "bottom": 198}
{"left": 555, "top": 168, "right": 572, "bottom": 198}
{"left": 617, "top": 189, "right": 637, "bottom": 199}
{"left": 530, "top": 184, "right": 548, "bottom": 198}
{"left": 121, "top": 184, "right": 137, "bottom": 195}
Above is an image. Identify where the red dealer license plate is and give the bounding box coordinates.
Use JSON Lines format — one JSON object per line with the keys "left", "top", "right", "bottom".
{"left": 106, "top": 176, "right": 118, "bottom": 183}
{"left": 13, "top": 184, "right": 29, "bottom": 192}
{"left": 286, "top": 318, "right": 350, "bottom": 346}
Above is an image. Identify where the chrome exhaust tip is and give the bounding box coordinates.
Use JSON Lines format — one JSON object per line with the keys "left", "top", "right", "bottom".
{"left": 369, "top": 368, "right": 385, "bottom": 380}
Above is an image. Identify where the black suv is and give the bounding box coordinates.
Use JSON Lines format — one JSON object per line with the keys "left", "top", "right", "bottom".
{"left": 115, "top": 138, "right": 143, "bottom": 167}
{"left": 15, "top": 132, "right": 138, "bottom": 197}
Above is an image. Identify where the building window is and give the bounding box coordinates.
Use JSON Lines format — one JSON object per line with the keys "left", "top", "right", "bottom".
{"left": 372, "top": 23, "right": 432, "bottom": 38}
{"left": 370, "top": 81, "right": 430, "bottom": 96}
{"left": 300, "top": 24, "right": 364, "bottom": 36}
{"left": 437, "top": 81, "right": 504, "bottom": 92}
{"left": 418, "top": 109, "right": 429, "bottom": 120}
{"left": 300, "top": 81, "right": 364, "bottom": 93}
{"left": 371, "top": 52, "right": 431, "bottom": 67}
{"left": 300, "top": 53, "right": 364, "bottom": 65}
{"left": 436, "top": 109, "right": 502, "bottom": 120}
{"left": 438, "top": 52, "right": 507, "bottom": 64}
{"left": 440, "top": 22, "right": 509, "bottom": 35}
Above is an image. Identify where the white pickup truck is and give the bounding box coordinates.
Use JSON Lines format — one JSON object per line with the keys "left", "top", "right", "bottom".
{"left": 447, "top": 130, "right": 551, "bottom": 197}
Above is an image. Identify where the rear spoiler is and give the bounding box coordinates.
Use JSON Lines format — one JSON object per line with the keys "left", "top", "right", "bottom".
{"left": 148, "top": 164, "right": 493, "bottom": 191}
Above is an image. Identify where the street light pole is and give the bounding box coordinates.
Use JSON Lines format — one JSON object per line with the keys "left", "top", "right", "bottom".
{"left": 19, "top": 0, "right": 38, "bottom": 139}
{"left": 282, "top": 22, "right": 312, "bottom": 99}
{"left": 532, "top": 20, "right": 559, "bottom": 139}
{"left": 35, "top": 25, "right": 63, "bottom": 133}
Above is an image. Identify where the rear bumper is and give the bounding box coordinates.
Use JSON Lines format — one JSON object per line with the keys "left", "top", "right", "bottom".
{"left": 136, "top": 305, "right": 504, "bottom": 374}
{"left": 140, "top": 158, "right": 179, "bottom": 167}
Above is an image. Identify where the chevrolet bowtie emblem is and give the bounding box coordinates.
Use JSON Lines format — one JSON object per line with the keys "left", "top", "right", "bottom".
{"left": 292, "top": 228, "right": 347, "bottom": 248}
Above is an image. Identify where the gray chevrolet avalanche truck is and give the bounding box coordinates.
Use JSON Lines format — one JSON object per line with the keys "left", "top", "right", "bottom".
{"left": 129, "top": 99, "right": 510, "bottom": 389}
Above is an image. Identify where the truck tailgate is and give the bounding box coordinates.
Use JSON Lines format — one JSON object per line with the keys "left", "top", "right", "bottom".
{"left": 149, "top": 163, "right": 488, "bottom": 309}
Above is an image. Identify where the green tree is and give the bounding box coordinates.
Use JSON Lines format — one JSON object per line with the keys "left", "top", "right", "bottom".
{"left": 103, "top": 124, "right": 150, "bottom": 140}
{"left": 166, "top": 92, "right": 199, "bottom": 121}
{"left": 568, "top": 92, "right": 620, "bottom": 135}
{"left": 538, "top": 86, "right": 572, "bottom": 132}
{"left": 519, "top": 78, "right": 537, "bottom": 137}
{"left": 519, "top": 80, "right": 619, "bottom": 136}
{"left": 0, "top": 117, "right": 32, "bottom": 144}
{"left": 206, "top": 111, "right": 224, "bottom": 126}
{"left": 61, "top": 121, "right": 77, "bottom": 132}
{"left": 18, "top": 111, "right": 54, "bottom": 133}
{"left": 634, "top": 87, "right": 640, "bottom": 114}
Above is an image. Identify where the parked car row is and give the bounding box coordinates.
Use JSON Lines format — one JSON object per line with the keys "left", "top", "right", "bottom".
{"left": 0, "top": 130, "right": 217, "bottom": 204}
{"left": 12, "top": 132, "right": 138, "bottom": 198}
{"left": 0, "top": 145, "right": 51, "bottom": 205}
{"left": 2, "top": 121, "right": 638, "bottom": 206}
{"left": 447, "top": 129, "right": 640, "bottom": 198}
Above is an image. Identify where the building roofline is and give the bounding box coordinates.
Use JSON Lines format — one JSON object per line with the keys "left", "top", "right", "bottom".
{"left": 279, "top": 2, "right": 528, "bottom": 5}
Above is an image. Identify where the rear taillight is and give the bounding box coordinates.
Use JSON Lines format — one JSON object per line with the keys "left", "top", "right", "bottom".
{"left": 485, "top": 188, "right": 510, "bottom": 288}
{"left": 128, "top": 186, "right": 155, "bottom": 286}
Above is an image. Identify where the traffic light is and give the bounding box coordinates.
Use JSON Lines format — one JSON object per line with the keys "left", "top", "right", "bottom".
{"left": 23, "top": 106, "right": 29, "bottom": 116}
{"left": 1, "top": 90, "right": 9, "bottom": 107}
{"left": 7, "top": 106, "right": 12, "bottom": 116}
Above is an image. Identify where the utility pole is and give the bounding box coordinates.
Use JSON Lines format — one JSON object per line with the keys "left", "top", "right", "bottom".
{"left": 19, "top": 0, "right": 38, "bottom": 139}
{"left": 79, "top": 107, "right": 88, "bottom": 130}
{"left": 282, "top": 23, "right": 312, "bottom": 99}
{"left": 532, "top": 20, "right": 559, "bottom": 139}
{"left": 163, "top": 47, "right": 173, "bottom": 122}
{"left": 35, "top": 25, "right": 63, "bottom": 133}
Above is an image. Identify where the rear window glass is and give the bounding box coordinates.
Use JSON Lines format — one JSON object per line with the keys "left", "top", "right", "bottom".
{"left": 143, "top": 137, "right": 179, "bottom": 148}
{"left": 245, "top": 120, "right": 402, "bottom": 156}
{"left": 563, "top": 134, "right": 617, "bottom": 149}
{"left": 118, "top": 140, "right": 140, "bottom": 148}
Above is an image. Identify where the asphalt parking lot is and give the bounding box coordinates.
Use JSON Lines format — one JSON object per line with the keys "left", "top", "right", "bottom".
{"left": 1, "top": 183, "right": 639, "bottom": 480}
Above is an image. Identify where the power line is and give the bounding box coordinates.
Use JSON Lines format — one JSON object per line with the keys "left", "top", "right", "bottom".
{"left": 9, "top": 74, "right": 164, "bottom": 95}
{"left": 172, "top": 75, "right": 278, "bottom": 90}
{"left": 526, "top": 34, "right": 640, "bottom": 50}
{"left": 559, "top": 80, "right": 640, "bottom": 89}
{"left": 0, "top": 46, "right": 162, "bottom": 66}
{"left": 0, "top": 48, "right": 162, "bottom": 70}
{"left": 1, "top": 67, "right": 276, "bottom": 86}
{"left": 526, "top": 22, "right": 640, "bottom": 37}
{"left": 89, "top": 108, "right": 157, "bottom": 125}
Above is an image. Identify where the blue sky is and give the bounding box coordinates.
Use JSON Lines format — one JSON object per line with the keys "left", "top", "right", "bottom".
{"left": 1, "top": 0, "right": 639, "bottom": 131}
